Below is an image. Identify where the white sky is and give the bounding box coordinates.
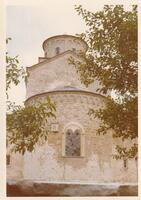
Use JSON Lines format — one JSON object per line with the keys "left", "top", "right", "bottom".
{"left": 6, "top": 0, "right": 133, "bottom": 105}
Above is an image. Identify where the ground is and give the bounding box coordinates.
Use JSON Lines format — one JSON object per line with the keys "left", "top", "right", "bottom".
{"left": 7, "top": 181, "right": 138, "bottom": 196}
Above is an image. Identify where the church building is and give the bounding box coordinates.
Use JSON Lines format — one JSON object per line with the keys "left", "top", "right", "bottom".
{"left": 7, "top": 35, "right": 137, "bottom": 189}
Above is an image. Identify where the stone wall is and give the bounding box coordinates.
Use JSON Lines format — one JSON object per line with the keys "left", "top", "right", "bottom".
{"left": 23, "top": 91, "right": 137, "bottom": 184}
{"left": 26, "top": 53, "right": 102, "bottom": 99}
{"left": 42, "top": 35, "right": 87, "bottom": 58}
{"left": 7, "top": 152, "right": 23, "bottom": 181}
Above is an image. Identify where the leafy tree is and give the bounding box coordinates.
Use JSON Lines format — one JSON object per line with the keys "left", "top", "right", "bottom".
{"left": 7, "top": 97, "right": 56, "bottom": 154}
{"left": 70, "top": 5, "right": 137, "bottom": 159}
{"left": 6, "top": 39, "right": 56, "bottom": 154}
{"left": 6, "top": 37, "right": 26, "bottom": 98}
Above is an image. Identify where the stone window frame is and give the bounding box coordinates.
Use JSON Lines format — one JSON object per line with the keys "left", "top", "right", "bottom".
{"left": 62, "top": 122, "right": 85, "bottom": 158}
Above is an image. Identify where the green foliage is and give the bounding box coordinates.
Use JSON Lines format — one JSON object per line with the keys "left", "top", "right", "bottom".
{"left": 7, "top": 97, "right": 56, "bottom": 154}
{"left": 6, "top": 38, "right": 27, "bottom": 97}
{"left": 113, "top": 144, "right": 137, "bottom": 160}
{"left": 73, "top": 5, "right": 137, "bottom": 95}
{"left": 89, "top": 96, "right": 137, "bottom": 140}
{"left": 6, "top": 39, "right": 56, "bottom": 154}
{"left": 71, "top": 5, "right": 138, "bottom": 159}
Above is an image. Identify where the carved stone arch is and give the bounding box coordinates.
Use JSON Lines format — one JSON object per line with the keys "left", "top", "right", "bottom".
{"left": 63, "top": 122, "right": 84, "bottom": 133}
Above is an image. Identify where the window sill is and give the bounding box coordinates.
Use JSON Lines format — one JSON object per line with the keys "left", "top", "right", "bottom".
{"left": 62, "top": 155, "right": 85, "bottom": 158}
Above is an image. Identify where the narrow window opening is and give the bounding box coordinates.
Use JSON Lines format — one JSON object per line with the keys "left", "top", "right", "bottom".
{"left": 45, "top": 52, "right": 47, "bottom": 57}
{"left": 72, "top": 48, "right": 76, "bottom": 53}
{"left": 123, "top": 159, "right": 128, "bottom": 169}
{"left": 7, "top": 155, "right": 10, "bottom": 165}
{"left": 55, "top": 47, "right": 60, "bottom": 55}
{"left": 6, "top": 140, "right": 8, "bottom": 148}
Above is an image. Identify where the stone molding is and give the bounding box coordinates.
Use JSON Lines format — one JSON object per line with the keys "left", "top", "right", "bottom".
{"left": 25, "top": 90, "right": 106, "bottom": 105}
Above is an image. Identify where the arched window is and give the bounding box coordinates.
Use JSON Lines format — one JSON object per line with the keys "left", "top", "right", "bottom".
{"left": 65, "top": 129, "right": 81, "bottom": 156}
{"left": 62, "top": 122, "right": 85, "bottom": 157}
{"left": 55, "top": 47, "right": 60, "bottom": 55}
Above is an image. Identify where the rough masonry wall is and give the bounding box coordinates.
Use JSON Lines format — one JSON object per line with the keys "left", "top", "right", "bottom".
{"left": 43, "top": 36, "right": 87, "bottom": 58}
{"left": 26, "top": 53, "right": 101, "bottom": 99}
{"left": 7, "top": 152, "right": 23, "bottom": 181}
{"left": 23, "top": 92, "right": 137, "bottom": 183}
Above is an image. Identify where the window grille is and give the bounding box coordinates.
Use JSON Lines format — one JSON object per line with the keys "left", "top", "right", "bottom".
{"left": 65, "top": 129, "right": 81, "bottom": 156}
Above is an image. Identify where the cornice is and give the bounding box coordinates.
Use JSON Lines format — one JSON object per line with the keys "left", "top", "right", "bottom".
{"left": 25, "top": 90, "right": 106, "bottom": 104}
{"left": 42, "top": 34, "right": 88, "bottom": 51}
